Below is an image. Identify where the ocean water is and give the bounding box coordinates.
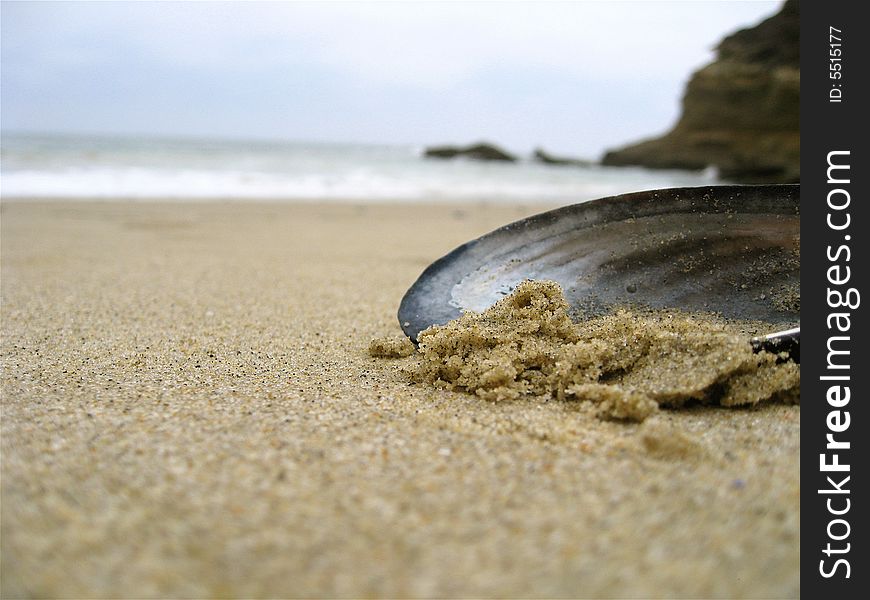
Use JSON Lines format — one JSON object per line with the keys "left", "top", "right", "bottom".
{"left": 1, "top": 133, "right": 717, "bottom": 203}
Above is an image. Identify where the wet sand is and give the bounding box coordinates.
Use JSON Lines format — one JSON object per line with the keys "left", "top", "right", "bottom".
{"left": 1, "top": 201, "right": 799, "bottom": 598}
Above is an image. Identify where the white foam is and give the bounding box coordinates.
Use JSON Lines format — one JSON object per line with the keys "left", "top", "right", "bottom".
{"left": 1, "top": 136, "right": 716, "bottom": 202}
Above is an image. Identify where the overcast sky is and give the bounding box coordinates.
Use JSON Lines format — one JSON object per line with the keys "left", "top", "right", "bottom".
{"left": 2, "top": 1, "right": 780, "bottom": 156}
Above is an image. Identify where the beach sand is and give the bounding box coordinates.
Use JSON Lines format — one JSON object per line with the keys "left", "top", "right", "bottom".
{"left": 1, "top": 201, "right": 799, "bottom": 598}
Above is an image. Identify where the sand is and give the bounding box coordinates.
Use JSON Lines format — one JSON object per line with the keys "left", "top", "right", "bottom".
{"left": 402, "top": 280, "right": 799, "bottom": 420}
{"left": 1, "top": 201, "right": 799, "bottom": 598}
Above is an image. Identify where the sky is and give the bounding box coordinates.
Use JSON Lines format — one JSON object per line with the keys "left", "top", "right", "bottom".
{"left": 1, "top": 0, "right": 781, "bottom": 157}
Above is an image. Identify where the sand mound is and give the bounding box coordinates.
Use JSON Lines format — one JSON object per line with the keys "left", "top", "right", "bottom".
{"left": 382, "top": 280, "right": 799, "bottom": 421}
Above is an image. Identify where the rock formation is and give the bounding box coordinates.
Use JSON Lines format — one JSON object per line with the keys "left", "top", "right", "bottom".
{"left": 533, "top": 148, "right": 593, "bottom": 167}
{"left": 424, "top": 142, "right": 517, "bottom": 162}
{"left": 602, "top": 0, "right": 799, "bottom": 183}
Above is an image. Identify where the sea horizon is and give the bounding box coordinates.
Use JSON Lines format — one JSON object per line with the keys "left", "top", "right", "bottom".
{"left": 1, "top": 131, "right": 718, "bottom": 203}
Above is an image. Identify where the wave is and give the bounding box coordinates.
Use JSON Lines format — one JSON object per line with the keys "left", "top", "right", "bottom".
{"left": 1, "top": 134, "right": 717, "bottom": 202}
{"left": 1, "top": 165, "right": 718, "bottom": 202}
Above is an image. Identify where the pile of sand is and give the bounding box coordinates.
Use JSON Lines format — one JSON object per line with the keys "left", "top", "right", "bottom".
{"left": 375, "top": 280, "right": 799, "bottom": 421}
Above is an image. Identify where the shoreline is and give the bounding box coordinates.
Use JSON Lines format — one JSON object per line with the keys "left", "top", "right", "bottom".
{"left": 1, "top": 196, "right": 562, "bottom": 205}
{"left": 2, "top": 200, "right": 799, "bottom": 597}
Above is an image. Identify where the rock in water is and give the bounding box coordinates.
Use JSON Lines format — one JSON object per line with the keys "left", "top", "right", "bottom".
{"left": 533, "top": 148, "right": 592, "bottom": 167}
{"left": 602, "top": 0, "right": 799, "bottom": 183}
{"left": 424, "top": 142, "right": 517, "bottom": 162}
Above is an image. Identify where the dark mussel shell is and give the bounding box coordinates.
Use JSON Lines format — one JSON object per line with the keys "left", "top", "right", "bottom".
{"left": 399, "top": 185, "right": 799, "bottom": 342}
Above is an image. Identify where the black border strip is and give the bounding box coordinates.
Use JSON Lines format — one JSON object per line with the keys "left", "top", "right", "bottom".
{"left": 802, "top": 0, "right": 868, "bottom": 594}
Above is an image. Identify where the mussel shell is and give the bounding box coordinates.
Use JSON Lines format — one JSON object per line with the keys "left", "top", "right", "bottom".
{"left": 399, "top": 185, "right": 799, "bottom": 342}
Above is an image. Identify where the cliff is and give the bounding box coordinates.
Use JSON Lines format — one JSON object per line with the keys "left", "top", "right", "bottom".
{"left": 602, "top": 0, "right": 799, "bottom": 183}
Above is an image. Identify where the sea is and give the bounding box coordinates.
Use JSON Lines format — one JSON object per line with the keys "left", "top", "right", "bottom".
{"left": 1, "top": 133, "right": 717, "bottom": 204}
